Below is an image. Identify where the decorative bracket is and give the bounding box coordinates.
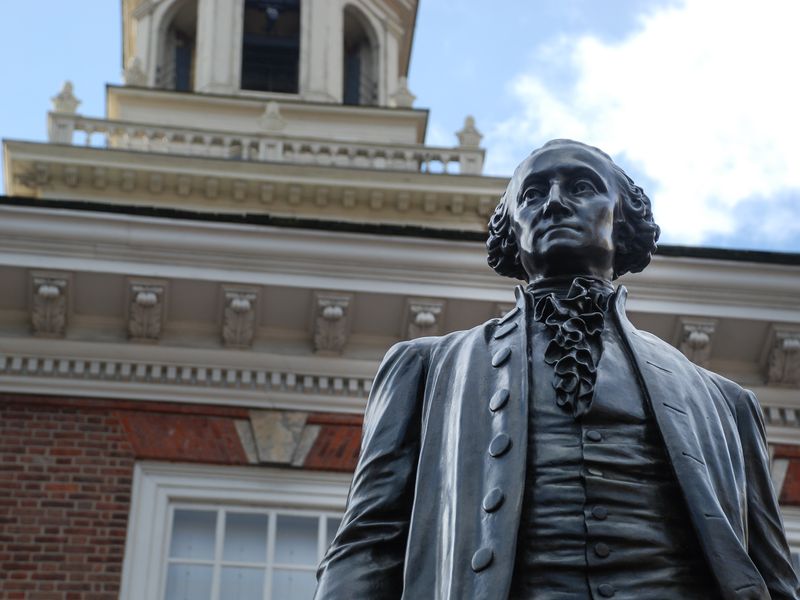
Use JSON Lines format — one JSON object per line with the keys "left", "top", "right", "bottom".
{"left": 312, "top": 292, "right": 353, "bottom": 354}
{"left": 30, "top": 273, "right": 69, "bottom": 338}
{"left": 676, "top": 317, "right": 717, "bottom": 368}
{"left": 766, "top": 327, "right": 800, "bottom": 386}
{"left": 127, "top": 280, "right": 166, "bottom": 342}
{"left": 405, "top": 298, "right": 446, "bottom": 339}
{"left": 222, "top": 288, "right": 258, "bottom": 348}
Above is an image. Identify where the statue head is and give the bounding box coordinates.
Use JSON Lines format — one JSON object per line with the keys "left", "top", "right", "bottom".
{"left": 486, "top": 139, "right": 660, "bottom": 282}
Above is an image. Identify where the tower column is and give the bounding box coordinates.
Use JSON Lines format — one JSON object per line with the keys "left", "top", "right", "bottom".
{"left": 195, "top": 0, "right": 244, "bottom": 94}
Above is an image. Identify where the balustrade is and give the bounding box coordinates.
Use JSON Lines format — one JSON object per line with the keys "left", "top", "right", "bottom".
{"left": 46, "top": 113, "right": 484, "bottom": 174}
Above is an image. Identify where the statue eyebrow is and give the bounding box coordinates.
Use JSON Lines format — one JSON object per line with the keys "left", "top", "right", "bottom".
{"left": 518, "top": 165, "right": 609, "bottom": 200}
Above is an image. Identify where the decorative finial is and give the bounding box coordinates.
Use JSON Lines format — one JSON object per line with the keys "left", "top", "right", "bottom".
{"left": 389, "top": 77, "right": 416, "bottom": 108}
{"left": 456, "top": 115, "right": 482, "bottom": 148}
{"left": 51, "top": 81, "right": 80, "bottom": 114}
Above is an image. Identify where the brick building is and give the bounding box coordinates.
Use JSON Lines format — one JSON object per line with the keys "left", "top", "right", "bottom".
{"left": 1, "top": 1, "right": 800, "bottom": 598}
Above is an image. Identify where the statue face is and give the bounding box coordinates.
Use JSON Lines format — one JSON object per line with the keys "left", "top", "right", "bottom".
{"left": 509, "top": 143, "right": 619, "bottom": 281}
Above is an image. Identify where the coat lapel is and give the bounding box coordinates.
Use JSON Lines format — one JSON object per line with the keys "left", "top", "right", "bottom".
{"left": 612, "top": 286, "right": 766, "bottom": 599}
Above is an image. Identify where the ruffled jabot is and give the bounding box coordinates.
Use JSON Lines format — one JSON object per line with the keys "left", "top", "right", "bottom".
{"left": 529, "top": 277, "right": 614, "bottom": 418}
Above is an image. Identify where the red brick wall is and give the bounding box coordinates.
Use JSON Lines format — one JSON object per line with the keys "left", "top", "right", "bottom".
{"left": 0, "top": 394, "right": 365, "bottom": 599}
{"left": 0, "top": 396, "right": 135, "bottom": 599}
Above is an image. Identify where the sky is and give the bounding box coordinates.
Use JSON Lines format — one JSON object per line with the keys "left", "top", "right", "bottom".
{"left": 1, "top": 0, "right": 799, "bottom": 252}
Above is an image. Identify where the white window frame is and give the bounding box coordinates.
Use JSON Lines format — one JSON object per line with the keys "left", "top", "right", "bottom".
{"left": 120, "top": 461, "right": 351, "bottom": 600}
{"left": 784, "top": 507, "right": 800, "bottom": 551}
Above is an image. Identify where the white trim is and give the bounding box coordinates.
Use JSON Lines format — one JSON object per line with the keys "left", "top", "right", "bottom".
{"left": 120, "top": 462, "right": 351, "bottom": 600}
{"left": 783, "top": 507, "right": 800, "bottom": 553}
{"left": 1, "top": 204, "right": 799, "bottom": 317}
{"left": 0, "top": 337, "right": 374, "bottom": 414}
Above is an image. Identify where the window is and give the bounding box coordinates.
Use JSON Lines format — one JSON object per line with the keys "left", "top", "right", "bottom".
{"left": 241, "top": 0, "right": 301, "bottom": 93}
{"left": 343, "top": 7, "right": 377, "bottom": 106}
{"left": 158, "top": 0, "right": 198, "bottom": 91}
{"left": 165, "top": 506, "right": 340, "bottom": 600}
{"left": 120, "top": 462, "right": 350, "bottom": 600}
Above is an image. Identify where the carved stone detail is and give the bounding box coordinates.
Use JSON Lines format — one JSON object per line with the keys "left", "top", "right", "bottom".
{"left": 222, "top": 288, "right": 258, "bottom": 348}
{"left": 313, "top": 292, "right": 353, "bottom": 354}
{"left": 259, "top": 101, "right": 288, "bottom": 131}
{"left": 128, "top": 282, "right": 165, "bottom": 342}
{"left": 456, "top": 115, "right": 482, "bottom": 148}
{"left": 30, "top": 274, "right": 68, "bottom": 337}
{"left": 406, "top": 298, "right": 445, "bottom": 339}
{"left": 389, "top": 76, "right": 416, "bottom": 108}
{"left": 51, "top": 81, "right": 80, "bottom": 114}
{"left": 124, "top": 57, "right": 147, "bottom": 86}
{"left": 767, "top": 329, "right": 800, "bottom": 386}
{"left": 677, "top": 317, "right": 717, "bottom": 368}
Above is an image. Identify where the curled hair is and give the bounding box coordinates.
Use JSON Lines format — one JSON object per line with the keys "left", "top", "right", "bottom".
{"left": 486, "top": 140, "right": 660, "bottom": 281}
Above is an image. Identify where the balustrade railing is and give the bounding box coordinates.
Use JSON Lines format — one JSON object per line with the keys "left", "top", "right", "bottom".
{"left": 47, "top": 113, "right": 485, "bottom": 175}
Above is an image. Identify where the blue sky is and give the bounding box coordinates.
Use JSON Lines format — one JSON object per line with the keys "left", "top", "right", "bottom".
{"left": 1, "top": 1, "right": 799, "bottom": 252}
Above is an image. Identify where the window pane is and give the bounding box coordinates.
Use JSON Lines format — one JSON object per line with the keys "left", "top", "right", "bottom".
{"left": 326, "top": 517, "right": 341, "bottom": 548}
{"left": 223, "top": 513, "right": 269, "bottom": 563}
{"left": 220, "top": 566, "right": 265, "bottom": 600}
{"left": 271, "top": 568, "right": 317, "bottom": 599}
{"left": 275, "top": 515, "right": 318, "bottom": 565}
{"left": 170, "top": 510, "right": 217, "bottom": 560}
{"left": 165, "top": 564, "right": 213, "bottom": 600}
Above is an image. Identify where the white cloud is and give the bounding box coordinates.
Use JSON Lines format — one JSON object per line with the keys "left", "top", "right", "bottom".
{"left": 484, "top": 0, "right": 800, "bottom": 245}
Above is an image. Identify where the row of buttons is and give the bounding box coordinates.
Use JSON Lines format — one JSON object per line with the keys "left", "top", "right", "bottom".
{"left": 585, "top": 427, "right": 613, "bottom": 596}
{"left": 471, "top": 311, "right": 519, "bottom": 574}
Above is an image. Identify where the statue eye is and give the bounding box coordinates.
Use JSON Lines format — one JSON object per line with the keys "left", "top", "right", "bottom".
{"left": 571, "top": 179, "right": 598, "bottom": 195}
{"left": 522, "top": 185, "right": 548, "bottom": 203}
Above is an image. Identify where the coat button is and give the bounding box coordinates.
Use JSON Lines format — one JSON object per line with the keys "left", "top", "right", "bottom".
{"left": 494, "top": 321, "right": 518, "bottom": 340}
{"left": 489, "top": 433, "right": 511, "bottom": 457}
{"left": 489, "top": 389, "right": 510, "bottom": 412}
{"left": 482, "top": 488, "right": 505, "bottom": 512}
{"left": 598, "top": 584, "right": 615, "bottom": 597}
{"left": 498, "top": 306, "right": 519, "bottom": 324}
{"left": 591, "top": 506, "right": 608, "bottom": 520}
{"left": 471, "top": 547, "right": 493, "bottom": 572}
{"left": 594, "top": 543, "right": 610, "bottom": 558}
{"left": 586, "top": 430, "right": 602, "bottom": 442}
{"left": 491, "top": 347, "right": 512, "bottom": 367}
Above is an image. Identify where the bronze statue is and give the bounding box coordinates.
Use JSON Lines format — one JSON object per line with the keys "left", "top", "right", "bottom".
{"left": 315, "top": 140, "right": 799, "bottom": 599}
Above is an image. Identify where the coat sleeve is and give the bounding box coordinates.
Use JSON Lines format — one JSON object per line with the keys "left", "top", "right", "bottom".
{"left": 314, "top": 340, "right": 426, "bottom": 600}
{"left": 737, "top": 388, "right": 800, "bottom": 600}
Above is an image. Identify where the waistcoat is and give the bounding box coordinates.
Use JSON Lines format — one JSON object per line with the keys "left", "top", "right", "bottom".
{"left": 509, "top": 314, "right": 718, "bottom": 600}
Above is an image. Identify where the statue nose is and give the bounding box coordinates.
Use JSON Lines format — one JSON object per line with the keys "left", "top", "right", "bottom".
{"left": 543, "top": 182, "right": 567, "bottom": 215}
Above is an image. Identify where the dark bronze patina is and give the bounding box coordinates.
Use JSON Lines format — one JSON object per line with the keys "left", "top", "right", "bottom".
{"left": 315, "top": 140, "right": 800, "bottom": 599}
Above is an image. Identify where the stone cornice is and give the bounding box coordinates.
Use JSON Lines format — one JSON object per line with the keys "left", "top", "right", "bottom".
{"left": 1, "top": 203, "right": 798, "bottom": 317}
{"left": 0, "top": 337, "right": 375, "bottom": 414}
{"left": 4, "top": 140, "right": 503, "bottom": 231}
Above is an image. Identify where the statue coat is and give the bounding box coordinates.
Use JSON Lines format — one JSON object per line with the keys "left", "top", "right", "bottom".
{"left": 315, "top": 286, "right": 800, "bottom": 600}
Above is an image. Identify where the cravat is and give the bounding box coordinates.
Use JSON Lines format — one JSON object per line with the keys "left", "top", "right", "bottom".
{"left": 531, "top": 277, "right": 613, "bottom": 418}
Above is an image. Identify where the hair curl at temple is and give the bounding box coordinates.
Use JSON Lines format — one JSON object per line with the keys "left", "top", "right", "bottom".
{"left": 486, "top": 140, "right": 660, "bottom": 281}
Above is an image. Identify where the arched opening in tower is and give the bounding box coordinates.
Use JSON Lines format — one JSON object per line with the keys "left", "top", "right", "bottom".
{"left": 241, "top": 0, "right": 301, "bottom": 94}
{"left": 343, "top": 6, "right": 378, "bottom": 106}
{"left": 158, "top": 0, "right": 197, "bottom": 91}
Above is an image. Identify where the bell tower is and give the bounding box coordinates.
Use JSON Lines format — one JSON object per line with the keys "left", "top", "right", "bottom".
{"left": 123, "top": 0, "right": 417, "bottom": 107}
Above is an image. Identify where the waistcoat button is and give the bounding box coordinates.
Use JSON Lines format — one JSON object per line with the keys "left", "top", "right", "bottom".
{"left": 489, "top": 433, "right": 511, "bottom": 457}
{"left": 471, "top": 547, "right": 493, "bottom": 572}
{"left": 591, "top": 506, "right": 608, "bottom": 520}
{"left": 594, "top": 542, "right": 610, "bottom": 558}
{"left": 586, "top": 430, "right": 602, "bottom": 442}
{"left": 482, "top": 487, "right": 505, "bottom": 512}
{"left": 598, "top": 583, "right": 615, "bottom": 597}
{"left": 489, "top": 389, "right": 510, "bottom": 412}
